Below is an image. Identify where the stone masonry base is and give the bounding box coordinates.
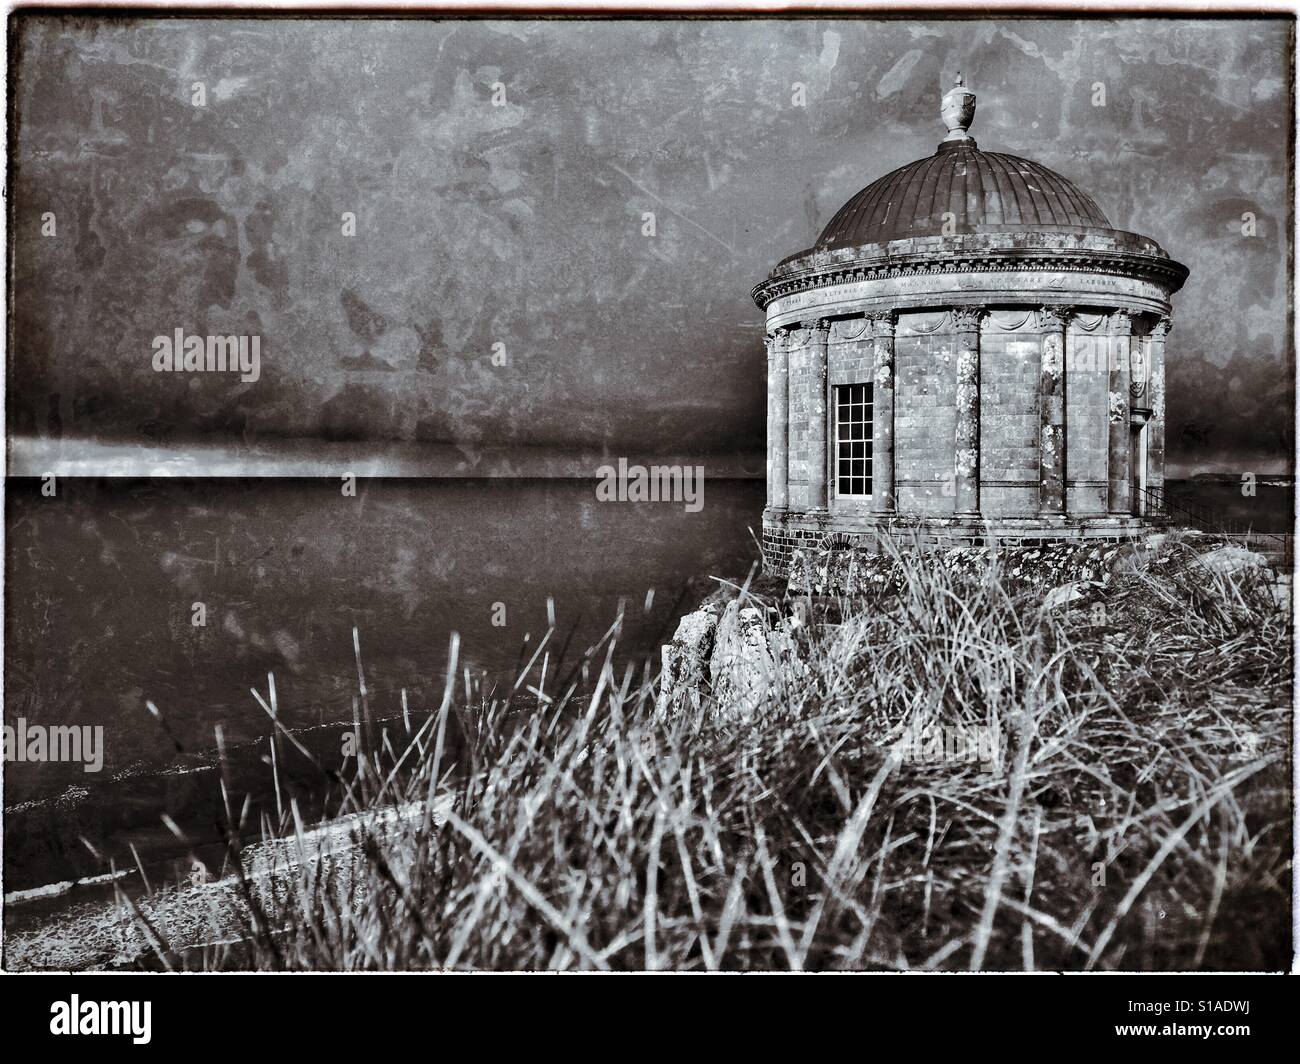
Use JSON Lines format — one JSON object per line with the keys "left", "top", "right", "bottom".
{"left": 762, "top": 507, "right": 1165, "bottom": 578}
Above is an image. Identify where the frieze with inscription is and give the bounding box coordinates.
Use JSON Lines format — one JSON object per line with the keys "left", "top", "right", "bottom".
{"left": 767, "top": 269, "right": 1172, "bottom": 329}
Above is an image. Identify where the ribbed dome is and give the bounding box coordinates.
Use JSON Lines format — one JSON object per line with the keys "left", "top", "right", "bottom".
{"left": 817, "top": 142, "right": 1112, "bottom": 250}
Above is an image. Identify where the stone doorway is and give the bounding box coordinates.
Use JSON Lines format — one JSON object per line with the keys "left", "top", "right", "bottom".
{"left": 1130, "top": 422, "right": 1148, "bottom": 516}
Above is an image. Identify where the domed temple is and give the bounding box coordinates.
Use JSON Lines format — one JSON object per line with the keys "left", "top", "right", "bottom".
{"left": 754, "top": 77, "right": 1189, "bottom": 574}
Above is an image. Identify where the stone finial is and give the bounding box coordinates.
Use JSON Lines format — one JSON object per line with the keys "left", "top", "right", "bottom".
{"left": 941, "top": 72, "right": 977, "bottom": 146}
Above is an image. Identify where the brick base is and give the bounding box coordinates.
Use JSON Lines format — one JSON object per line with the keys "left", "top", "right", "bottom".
{"left": 761, "top": 507, "right": 1166, "bottom": 578}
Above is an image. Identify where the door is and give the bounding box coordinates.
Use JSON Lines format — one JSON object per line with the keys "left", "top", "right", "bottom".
{"left": 1130, "top": 423, "right": 1146, "bottom": 516}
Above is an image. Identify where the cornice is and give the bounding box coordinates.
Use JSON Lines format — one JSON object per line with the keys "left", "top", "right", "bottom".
{"left": 751, "top": 244, "right": 1189, "bottom": 311}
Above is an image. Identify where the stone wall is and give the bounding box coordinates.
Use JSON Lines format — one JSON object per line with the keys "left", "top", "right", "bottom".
{"left": 828, "top": 319, "right": 875, "bottom": 387}
{"left": 786, "top": 309, "right": 1127, "bottom": 522}
{"left": 979, "top": 316, "right": 1040, "bottom": 515}
{"left": 1065, "top": 317, "right": 1112, "bottom": 513}
{"left": 894, "top": 311, "right": 957, "bottom": 514}
{"left": 761, "top": 509, "right": 1157, "bottom": 577}
{"left": 765, "top": 304, "right": 1170, "bottom": 579}
{"left": 761, "top": 514, "right": 828, "bottom": 575}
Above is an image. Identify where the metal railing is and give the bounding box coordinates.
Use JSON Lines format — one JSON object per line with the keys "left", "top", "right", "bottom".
{"left": 1137, "top": 485, "right": 1294, "bottom": 567}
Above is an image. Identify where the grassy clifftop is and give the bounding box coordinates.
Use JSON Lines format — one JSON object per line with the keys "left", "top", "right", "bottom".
{"left": 14, "top": 533, "right": 1290, "bottom": 971}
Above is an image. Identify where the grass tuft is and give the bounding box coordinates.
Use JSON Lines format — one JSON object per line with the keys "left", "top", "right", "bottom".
{"left": 131, "top": 535, "right": 1291, "bottom": 971}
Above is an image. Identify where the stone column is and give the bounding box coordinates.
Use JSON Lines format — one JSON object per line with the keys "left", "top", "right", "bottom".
{"left": 805, "top": 318, "right": 830, "bottom": 510}
{"left": 1037, "top": 306, "right": 1069, "bottom": 516}
{"left": 764, "top": 333, "right": 775, "bottom": 504}
{"left": 869, "top": 312, "right": 896, "bottom": 513}
{"left": 1147, "top": 316, "right": 1169, "bottom": 510}
{"left": 1107, "top": 310, "right": 1133, "bottom": 515}
{"left": 768, "top": 330, "right": 789, "bottom": 510}
{"left": 952, "top": 307, "right": 983, "bottom": 516}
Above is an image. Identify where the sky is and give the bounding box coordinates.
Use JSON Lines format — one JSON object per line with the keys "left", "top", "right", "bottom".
{"left": 8, "top": 15, "right": 1294, "bottom": 476}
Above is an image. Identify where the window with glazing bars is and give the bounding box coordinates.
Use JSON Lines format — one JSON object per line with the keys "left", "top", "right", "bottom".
{"left": 835, "top": 383, "right": 872, "bottom": 498}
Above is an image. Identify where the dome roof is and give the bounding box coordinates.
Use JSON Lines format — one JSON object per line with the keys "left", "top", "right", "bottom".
{"left": 816, "top": 143, "right": 1112, "bottom": 250}
{"left": 754, "top": 76, "right": 1188, "bottom": 313}
{"left": 816, "top": 74, "right": 1112, "bottom": 250}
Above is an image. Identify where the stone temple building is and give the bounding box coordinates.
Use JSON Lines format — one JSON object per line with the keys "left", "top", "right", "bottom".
{"left": 754, "top": 77, "right": 1188, "bottom": 575}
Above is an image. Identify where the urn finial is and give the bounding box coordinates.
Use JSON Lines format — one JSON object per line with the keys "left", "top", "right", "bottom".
{"left": 940, "top": 72, "right": 977, "bottom": 147}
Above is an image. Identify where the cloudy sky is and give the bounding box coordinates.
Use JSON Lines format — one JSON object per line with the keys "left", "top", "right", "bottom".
{"left": 9, "top": 15, "right": 1293, "bottom": 475}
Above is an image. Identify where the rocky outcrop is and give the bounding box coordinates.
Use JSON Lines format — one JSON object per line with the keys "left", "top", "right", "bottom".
{"left": 657, "top": 596, "right": 803, "bottom": 721}
{"left": 655, "top": 598, "right": 723, "bottom": 717}
{"left": 707, "top": 602, "right": 804, "bottom": 721}
{"left": 1193, "top": 545, "right": 1269, "bottom": 576}
{"left": 1042, "top": 581, "right": 1099, "bottom": 611}
{"left": 660, "top": 532, "right": 1289, "bottom": 721}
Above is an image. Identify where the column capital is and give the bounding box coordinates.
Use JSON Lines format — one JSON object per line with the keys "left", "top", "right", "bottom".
{"left": 951, "top": 305, "right": 985, "bottom": 331}
{"left": 1151, "top": 315, "right": 1173, "bottom": 338}
{"left": 1036, "top": 305, "right": 1072, "bottom": 331}
{"left": 868, "top": 313, "right": 896, "bottom": 345}
{"left": 1107, "top": 309, "right": 1134, "bottom": 334}
{"left": 778, "top": 325, "right": 804, "bottom": 349}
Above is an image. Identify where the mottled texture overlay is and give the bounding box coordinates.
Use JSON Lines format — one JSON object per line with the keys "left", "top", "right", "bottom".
{"left": 8, "top": 16, "right": 1294, "bottom": 474}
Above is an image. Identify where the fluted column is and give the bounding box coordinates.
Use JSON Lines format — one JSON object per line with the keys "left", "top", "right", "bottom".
{"left": 768, "top": 331, "right": 789, "bottom": 510}
{"left": 805, "top": 318, "right": 830, "bottom": 511}
{"left": 952, "top": 307, "right": 983, "bottom": 516}
{"left": 869, "top": 312, "right": 896, "bottom": 512}
{"left": 1037, "top": 306, "right": 1069, "bottom": 516}
{"left": 1107, "top": 310, "right": 1133, "bottom": 515}
{"left": 1147, "top": 316, "right": 1169, "bottom": 509}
